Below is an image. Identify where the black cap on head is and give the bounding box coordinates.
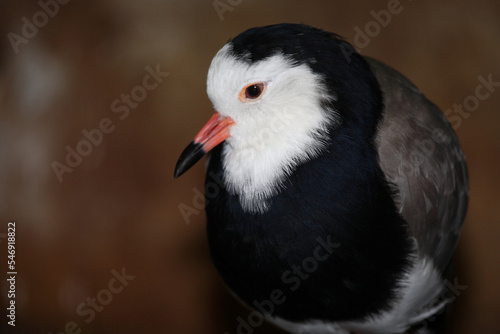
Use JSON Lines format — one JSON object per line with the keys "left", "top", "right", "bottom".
{"left": 229, "top": 23, "right": 383, "bottom": 138}
{"left": 230, "top": 24, "right": 343, "bottom": 63}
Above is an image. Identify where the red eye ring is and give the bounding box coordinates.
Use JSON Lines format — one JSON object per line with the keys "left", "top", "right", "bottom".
{"left": 238, "top": 82, "right": 266, "bottom": 102}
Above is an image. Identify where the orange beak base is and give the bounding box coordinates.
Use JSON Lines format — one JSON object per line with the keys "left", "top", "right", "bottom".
{"left": 174, "top": 112, "right": 234, "bottom": 178}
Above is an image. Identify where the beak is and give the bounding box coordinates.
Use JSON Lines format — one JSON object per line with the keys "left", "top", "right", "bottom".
{"left": 174, "top": 112, "right": 235, "bottom": 178}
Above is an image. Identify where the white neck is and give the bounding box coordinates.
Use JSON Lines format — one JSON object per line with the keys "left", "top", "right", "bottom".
{"left": 207, "top": 45, "right": 339, "bottom": 213}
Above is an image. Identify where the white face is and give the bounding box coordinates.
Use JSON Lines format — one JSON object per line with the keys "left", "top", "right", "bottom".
{"left": 206, "top": 44, "right": 339, "bottom": 214}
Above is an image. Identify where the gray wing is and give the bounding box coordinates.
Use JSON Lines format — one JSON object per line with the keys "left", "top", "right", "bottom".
{"left": 367, "top": 57, "right": 469, "bottom": 273}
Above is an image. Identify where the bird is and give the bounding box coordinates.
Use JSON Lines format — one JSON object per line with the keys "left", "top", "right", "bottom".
{"left": 174, "top": 23, "right": 468, "bottom": 334}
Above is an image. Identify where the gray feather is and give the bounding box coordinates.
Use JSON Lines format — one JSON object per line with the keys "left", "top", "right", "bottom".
{"left": 368, "top": 57, "right": 469, "bottom": 272}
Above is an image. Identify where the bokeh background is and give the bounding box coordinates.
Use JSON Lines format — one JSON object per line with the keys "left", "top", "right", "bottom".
{"left": 1, "top": 0, "right": 499, "bottom": 333}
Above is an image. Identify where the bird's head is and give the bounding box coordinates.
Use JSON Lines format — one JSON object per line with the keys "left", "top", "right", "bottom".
{"left": 175, "top": 24, "right": 382, "bottom": 213}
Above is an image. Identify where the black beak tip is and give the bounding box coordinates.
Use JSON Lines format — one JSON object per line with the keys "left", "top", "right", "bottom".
{"left": 173, "top": 165, "right": 183, "bottom": 179}
{"left": 173, "top": 141, "right": 206, "bottom": 178}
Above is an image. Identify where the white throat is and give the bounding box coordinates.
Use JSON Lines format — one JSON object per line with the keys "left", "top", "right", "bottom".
{"left": 207, "top": 44, "right": 339, "bottom": 214}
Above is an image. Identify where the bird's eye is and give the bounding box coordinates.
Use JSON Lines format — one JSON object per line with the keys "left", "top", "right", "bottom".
{"left": 239, "top": 82, "right": 266, "bottom": 102}
{"left": 246, "top": 84, "right": 263, "bottom": 98}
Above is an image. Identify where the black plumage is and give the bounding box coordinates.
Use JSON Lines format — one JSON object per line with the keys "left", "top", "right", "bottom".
{"left": 175, "top": 23, "right": 468, "bottom": 334}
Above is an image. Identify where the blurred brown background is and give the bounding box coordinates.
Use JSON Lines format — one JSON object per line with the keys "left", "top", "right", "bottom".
{"left": 0, "top": 0, "right": 499, "bottom": 333}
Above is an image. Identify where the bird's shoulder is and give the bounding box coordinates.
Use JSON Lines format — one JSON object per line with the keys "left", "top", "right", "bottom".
{"left": 368, "top": 57, "right": 469, "bottom": 272}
